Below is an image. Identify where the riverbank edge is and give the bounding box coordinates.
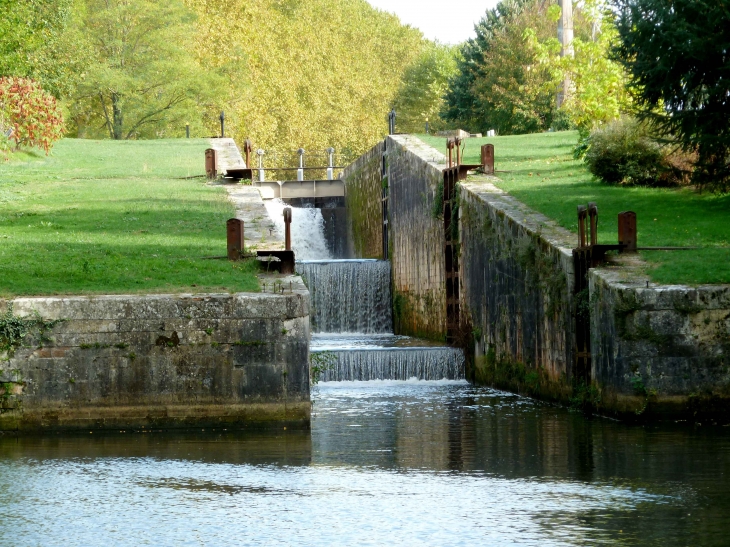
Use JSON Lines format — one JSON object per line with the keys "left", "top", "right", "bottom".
{"left": 0, "top": 280, "right": 312, "bottom": 433}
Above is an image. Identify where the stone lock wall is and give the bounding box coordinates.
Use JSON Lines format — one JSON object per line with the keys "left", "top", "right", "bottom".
{"left": 386, "top": 135, "right": 449, "bottom": 341}
{"left": 459, "top": 181, "right": 576, "bottom": 397}
{"left": 342, "top": 134, "right": 730, "bottom": 421}
{"left": 591, "top": 267, "right": 730, "bottom": 418}
{"left": 340, "top": 140, "right": 385, "bottom": 259}
{"left": 0, "top": 280, "right": 311, "bottom": 432}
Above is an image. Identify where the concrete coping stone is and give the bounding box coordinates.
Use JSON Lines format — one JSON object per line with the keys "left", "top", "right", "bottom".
{"left": 0, "top": 275, "right": 309, "bottom": 321}
{"left": 390, "top": 134, "right": 447, "bottom": 170}
{"left": 460, "top": 177, "right": 577, "bottom": 263}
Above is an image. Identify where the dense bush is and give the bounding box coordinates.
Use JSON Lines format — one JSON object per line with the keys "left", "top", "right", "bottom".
{"left": 614, "top": 0, "right": 730, "bottom": 192}
{"left": 0, "top": 77, "right": 65, "bottom": 154}
{"left": 584, "top": 118, "right": 691, "bottom": 187}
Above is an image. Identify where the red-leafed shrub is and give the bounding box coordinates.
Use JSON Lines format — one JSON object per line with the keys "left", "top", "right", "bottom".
{"left": 0, "top": 77, "right": 64, "bottom": 154}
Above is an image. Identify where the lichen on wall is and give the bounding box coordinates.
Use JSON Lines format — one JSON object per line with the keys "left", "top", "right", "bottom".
{"left": 386, "top": 135, "right": 450, "bottom": 341}
{"left": 459, "top": 181, "right": 576, "bottom": 396}
{"left": 340, "top": 140, "right": 385, "bottom": 259}
{"left": 590, "top": 268, "right": 730, "bottom": 419}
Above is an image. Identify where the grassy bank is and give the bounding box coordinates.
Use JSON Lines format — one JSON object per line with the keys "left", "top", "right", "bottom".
{"left": 417, "top": 132, "right": 730, "bottom": 285}
{"left": 0, "top": 139, "right": 259, "bottom": 297}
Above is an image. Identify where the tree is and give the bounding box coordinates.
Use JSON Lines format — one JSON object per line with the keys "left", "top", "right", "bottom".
{"left": 0, "top": 77, "right": 65, "bottom": 153}
{"left": 0, "top": 0, "right": 86, "bottom": 98}
{"left": 470, "top": 0, "right": 557, "bottom": 135}
{"left": 392, "top": 42, "right": 460, "bottom": 134}
{"left": 613, "top": 0, "right": 730, "bottom": 192}
{"left": 441, "top": 0, "right": 530, "bottom": 133}
{"left": 187, "top": 0, "right": 424, "bottom": 158}
{"left": 70, "top": 0, "right": 224, "bottom": 140}
{"left": 527, "top": 1, "right": 631, "bottom": 136}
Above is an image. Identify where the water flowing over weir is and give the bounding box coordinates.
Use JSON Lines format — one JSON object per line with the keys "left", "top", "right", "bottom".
{"left": 260, "top": 194, "right": 464, "bottom": 381}
{"left": 297, "top": 260, "right": 392, "bottom": 334}
{"left": 264, "top": 198, "right": 332, "bottom": 260}
{"left": 311, "top": 334, "right": 465, "bottom": 382}
{"left": 298, "top": 261, "right": 465, "bottom": 381}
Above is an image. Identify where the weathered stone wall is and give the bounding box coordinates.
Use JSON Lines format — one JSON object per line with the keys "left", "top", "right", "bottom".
{"left": 0, "top": 279, "right": 310, "bottom": 432}
{"left": 386, "top": 135, "right": 448, "bottom": 340}
{"left": 590, "top": 266, "right": 730, "bottom": 419}
{"left": 460, "top": 181, "right": 576, "bottom": 397}
{"left": 342, "top": 134, "right": 730, "bottom": 421}
{"left": 340, "top": 140, "right": 385, "bottom": 259}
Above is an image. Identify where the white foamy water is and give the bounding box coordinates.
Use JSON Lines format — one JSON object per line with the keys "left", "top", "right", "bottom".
{"left": 264, "top": 198, "right": 331, "bottom": 260}
{"left": 298, "top": 260, "right": 393, "bottom": 334}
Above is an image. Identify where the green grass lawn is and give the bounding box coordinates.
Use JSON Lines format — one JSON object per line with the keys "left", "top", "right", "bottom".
{"left": 417, "top": 132, "right": 730, "bottom": 285}
{"left": 0, "top": 139, "right": 259, "bottom": 297}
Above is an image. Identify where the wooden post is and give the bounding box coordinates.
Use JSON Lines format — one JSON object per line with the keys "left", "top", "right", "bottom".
{"left": 588, "top": 202, "right": 598, "bottom": 247}
{"left": 577, "top": 205, "right": 587, "bottom": 248}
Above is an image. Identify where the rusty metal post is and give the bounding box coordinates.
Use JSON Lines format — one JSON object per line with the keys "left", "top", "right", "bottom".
{"left": 454, "top": 137, "right": 462, "bottom": 166}
{"left": 205, "top": 148, "right": 217, "bottom": 179}
{"left": 618, "top": 211, "right": 637, "bottom": 253}
{"left": 244, "top": 138, "right": 253, "bottom": 168}
{"left": 227, "top": 218, "right": 244, "bottom": 260}
{"left": 283, "top": 207, "right": 292, "bottom": 251}
{"left": 588, "top": 202, "right": 598, "bottom": 247}
{"left": 481, "top": 144, "right": 495, "bottom": 175}
{"left": 446, "top": 138, "right": 455, "bottom": 168}
{"left": 577, "top": 205, "right": 587, "bottom": 248}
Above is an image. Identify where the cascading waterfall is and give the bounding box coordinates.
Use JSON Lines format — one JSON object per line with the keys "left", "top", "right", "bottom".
{"left": 297, "top": 260, "right": 392, "bottom": 334}
{"left": 318, "top": 348, "right": 465, "bottom": 382}
{"left": 301, "top": 261, "right": 466, "bottom": 382}
{"left": 264, "top": 198, "right": 331, "bottom": 261}
{"left": 260, "top": 195, "right": 464, "bottom": 382}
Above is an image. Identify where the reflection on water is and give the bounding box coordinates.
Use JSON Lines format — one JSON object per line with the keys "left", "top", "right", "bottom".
{"left": 1, "top": 381, "right": 729, "bottom": 546}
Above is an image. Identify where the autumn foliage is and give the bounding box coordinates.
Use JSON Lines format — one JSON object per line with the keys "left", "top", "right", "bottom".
{"left": 0, "top": 77, "right": 65, "bottom": 154}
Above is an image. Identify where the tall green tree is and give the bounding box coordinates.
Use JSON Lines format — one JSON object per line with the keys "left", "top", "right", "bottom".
{"left": 0, "top": 0, "right": 85, "bottom": 97}
{"left": 187, "top": 0, "right": 424, "bottom": 157}
{"left": 441, "top": 0, "right": 530, "bottom": 133}
{"left": 526, "top": 1, "right": 631, "bottom": 136}
{"left": 613, "top": 0, "right": 730, "bottom": 192}
{"left": 70, "top": 0, "right": 224, "bottom": 139}
{"left": 470, "top": 0, "right": 557, "bottom": 135}
{"left": 392, "top": 42, "right": 460, "bottom": 134}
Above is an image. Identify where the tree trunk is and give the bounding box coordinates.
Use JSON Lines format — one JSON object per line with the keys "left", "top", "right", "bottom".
{"left": 111, "top": 93, "right": 123, "bottom": 140}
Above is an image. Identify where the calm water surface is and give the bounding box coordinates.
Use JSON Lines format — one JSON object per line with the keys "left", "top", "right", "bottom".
{"left": 1, "top": 380, "right": 729, "bottom": 546}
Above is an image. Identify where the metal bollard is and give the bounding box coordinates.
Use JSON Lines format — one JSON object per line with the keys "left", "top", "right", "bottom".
{"left": 588, "top": 202, "right": 598, "bottom": 247}
{"left": 219, "top": 111, "right": 225, "bottom": 138}
{"left": 283, "top": 208, "right": 292, "bottom": 251}
{"left": 481, "top": 144, "right": 495, "bottom": 175}
{"left": 227, "top": 218, "right": 245, "bottom": 260}
{"left": 326, "top": 147, "right": 335, "bottom": 181}
{"left": 257, "top": 149, "right": 265, "bottom": 182}
{"left": 618, "top": 211, "right": 637, "bottom": 252}
{"left": 297, "top": 148, "right": 305, "bottom": 182}
{"left": 205, "top": 148, "right": 217, "bottom": 179}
